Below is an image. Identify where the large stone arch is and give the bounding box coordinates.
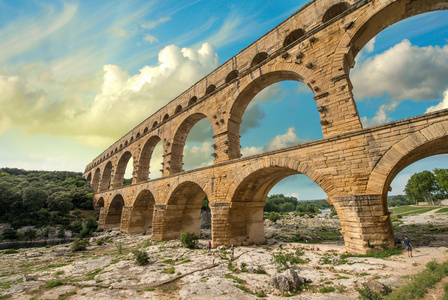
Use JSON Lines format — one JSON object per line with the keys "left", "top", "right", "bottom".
{"left": 104, "top": 194, "right": 125, "bottom": 230}
{"left": 331, "top": 0, "right": 448, "bottom": 108}
{"left": 367, "top": 121, "right": 448, "bottom": 198}
{"left": 136, "top": 135, "right": 161, "bottom": 182}
{"left": 99, "top": 161, "right": 113, "bottom": 192}
{"left": 121, "top": 189, "right": 156, "bottom": 234}
{"left": 112, "top": 151, "right": 134, "bottom": 188}
{"left": 220, "top": 157, "right": 334, "bottom": 245}
{"left": 91, "top": 168, "right": 101, "bottom": 193}
{"left": 227, "top": 70, "right": 312, "bottom": 160}
{"left": 94, "top": 197, "right": 105, "bottom": 211}
{"left": 168, "top": 113, "right": 214, "bottom": 175}
{"left": 152, "top": 181, "right": 208, "bottom": 241}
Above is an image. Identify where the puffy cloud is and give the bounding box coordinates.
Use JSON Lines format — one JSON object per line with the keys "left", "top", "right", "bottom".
{"left": 0, "top": 43, "right": 220, "bottom": 147}
{"left": 352, "top": 40, "right": 448, "bottom": 102}
{"left": 241, "top": 127, "right": 304, "bottom": 157}
{"left": 353, "top": 39, "right": 448, "bottom": 127}
{"left": 267, "top": 127, "right": 301, "bottom": 151}
{"left": 360, "top": 102, "right": 398, "bottom": 128}
{"left": 426, "top": 88, "right": 448, "bottom": 113}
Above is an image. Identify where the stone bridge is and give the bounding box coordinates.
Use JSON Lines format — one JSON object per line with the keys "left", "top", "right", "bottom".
{"left": 83, "top": 0, "right": 448, "bottom": 254}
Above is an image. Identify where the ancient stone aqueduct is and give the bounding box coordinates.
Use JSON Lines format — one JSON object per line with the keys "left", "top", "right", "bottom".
{"left": 83, "top": 0, "right": 448, "bottom": 254}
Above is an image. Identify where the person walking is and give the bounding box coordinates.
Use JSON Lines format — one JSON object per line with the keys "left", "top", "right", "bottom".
{"left": 230, "top": 245, "right": 234, "bottom": 261}
{"left": 403, "top": 236, "right": 413, "bottom": 257}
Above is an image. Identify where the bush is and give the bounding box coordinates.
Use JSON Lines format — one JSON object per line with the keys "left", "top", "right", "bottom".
{"left": 1, "top": 228, "right": 17, "bottom": 240}
{"left": 46, "top": 280, "right": 64, "bottom": 288}
{"left": 268, "top": 212, "right": 280, "bottom": 223}
{"left": 356, "top": 283, "right": 382, "bottom": 300}
{"left": 71, "top": 238, "right": 89, "bottom": 252}
{"left": 133, "top": 250, "right": 149, "bottom": 266}
{"left": 115, "top": 241, "right": 122, "bottom": 254}
{"left": 3, "top": 249, "right": 18, "bottom": 254}
{"left": 57, "top": 227, "right": 65, "bottom": 238}
{"left": 180, "top": 232, "right": 199, "bottom": 249}
{"left": 24, "top": 229, "right": 37, "bottom": 240}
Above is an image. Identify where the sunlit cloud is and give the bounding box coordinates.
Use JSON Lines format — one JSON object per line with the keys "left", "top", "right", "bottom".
{"left": 353, "top": 39, "right": 448, "bottom": 127}
{"left": 352, "top": 39, "right": 448, "bottom": 101}
{"left": 426, "top": 88, "right": 448, "bottom": 113}
{"left": 0, "top": 43, "right": 220, "bottom": 147}
{"left": 241, "top": 127, "right": 304, "bottom": 157}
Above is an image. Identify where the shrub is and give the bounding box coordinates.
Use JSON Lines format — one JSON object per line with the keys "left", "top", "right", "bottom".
{"left": 426, "top": 260, "right": 439, "bottom": 271}
{"left": 3, "top": 249, "right": 18, "bottom": 254}
{"left": 46, "top": 280, "right": 64, "bottom": 288}
{"left": 115, "top": 241, "right": 122, "bottom": 254}
{"left": 180, "top": 232, "right": 199, "bottom": 249}
{"left": 133, "top": 250, "right": 149, "bottom": 266}
{"left": 268, "top": 212, "right": 280, "bottom": 223}
{"left": 57, "top": 227, "right": 65, "bottom": 238}
{"left": 1, "top": 228, "right": 17, "bottom": 240}
{"left": 71, "top": 238, "right": 89, "bottom": 252}
{"left": 24, "top": 229, "right": 37, "bottom": 240}
{"left": 356, "top": 283, "right": 382, "bottom": 300}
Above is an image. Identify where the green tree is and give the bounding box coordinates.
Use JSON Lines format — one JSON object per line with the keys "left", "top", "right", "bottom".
{"left": 434, "top": 168, "right": 448, "bottom": 197}
{"left": 405, "top": 171, "right": 437, "bottom": 204}
{"left": 47, "top": 191, "right": 73, "bottom": 213}
{"left": 22, "top": 187, "right": 47, "bottom": 212}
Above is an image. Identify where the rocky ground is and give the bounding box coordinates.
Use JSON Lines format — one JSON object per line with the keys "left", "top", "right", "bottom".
{"left": 0, "top": 209, "right": 447, "bottom": 299}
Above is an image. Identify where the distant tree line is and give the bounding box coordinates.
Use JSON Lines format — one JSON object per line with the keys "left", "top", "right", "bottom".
{"left": 404, "top": 168, "right": 448, "bottom": 205}
{"left": 0, "top": 168, "right": 94, "bottom": 228}
{"left": 264, "top": 194, "right": 332, "bottom": 214}
{"left": 387, "top": 195, "right": 413, "bottom": 207}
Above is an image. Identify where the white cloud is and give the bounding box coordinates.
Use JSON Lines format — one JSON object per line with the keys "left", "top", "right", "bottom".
{"left": 285, "top": 193, "right": 301, "bottom": 201}
{"left": 426, "top": 88, "right": 448, "bottom": 113}
{"left": 352, "top": 40, "right": 448, "bottom": 102}
{"left": 141, "top": 17, "right": 171, "bottom": 30}
{"left": 267, "top": 127, "right": 301, "bottom": 151}
{"left": 241, "top": 127, "right": 304, "bottom": 157}
{"left": 0, "top": 43, "right": 220, "bottom": 147}
{"left": 360, "top": 102, "right": 398, "bottom": 127}
{"left": 144, "top": 34, "right": 159, "bottom": 43}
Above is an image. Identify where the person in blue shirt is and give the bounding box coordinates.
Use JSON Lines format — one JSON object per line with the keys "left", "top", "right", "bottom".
{"left": 403, "top": 236, "right": 413, "bottom": 257}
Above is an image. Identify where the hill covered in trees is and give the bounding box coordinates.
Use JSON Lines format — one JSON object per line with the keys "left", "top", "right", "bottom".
{"left": 0, "top": 168, "right": 93, "bottom": 228}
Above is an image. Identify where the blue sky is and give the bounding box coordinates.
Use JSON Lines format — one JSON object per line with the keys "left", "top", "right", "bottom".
{"left": 0, "top": 0, "right": 447, "bottom": 200}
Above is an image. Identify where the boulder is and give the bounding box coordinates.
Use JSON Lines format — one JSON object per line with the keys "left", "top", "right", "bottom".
{"left": 367, "top": 279, "right": 392, "bottom": 296}
{"left": 268, "top": 269, "right": 310, "bottom": 292}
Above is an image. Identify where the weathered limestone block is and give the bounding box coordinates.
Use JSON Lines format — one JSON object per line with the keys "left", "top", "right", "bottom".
{"left": 332, "top": 194, "right": 394, "bottom": 254}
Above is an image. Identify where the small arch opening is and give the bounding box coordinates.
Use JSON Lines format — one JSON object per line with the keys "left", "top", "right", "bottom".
{"left": 205, "top": 84, "right": 216, "bottom": 95}
{"left": 188, "top": 96, "right": 198, "bottom": 106}
{"left": 322, "top": 2, "right": 350, "bottom": 23}
{"left": 163, "top": 114, "right": 169, "bottom": 122}
{"left": 225, "top": 70, "right": 239, "bottom": 83}
{"left": 144, "top": 127, "right": 148, "bottom": 134}
{"left": 283, "top": 29, "right": 305, "bottom": 47}
{"left": 251, "top": 52, "right": 268, "bottom": 68}
{"left": 153, "top": 121, "right": 158, "bottom": 128}
{"left": 175, "top": 105, "right": 182, "bottom": 114}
